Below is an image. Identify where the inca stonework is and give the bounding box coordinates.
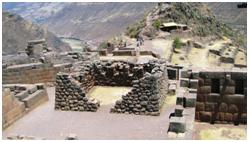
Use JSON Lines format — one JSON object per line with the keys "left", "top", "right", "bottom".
{"left": 195, "top": 71, "right": 247, "bottom": 124}
{"left": 55, "top": 60, "right": 169, "bottom": 115}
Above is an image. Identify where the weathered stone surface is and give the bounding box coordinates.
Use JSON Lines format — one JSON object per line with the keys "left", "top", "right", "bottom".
{"left": 168, "top": 117, "right": 186, "bottom": 133}
{"left": 189, "top": 79, "right": 198, "bottom": 89}
{"left": 55, "top": 60, "right": 169, "bottom": 116}
{"left": 175, "top": 105, "right": 184, "bottom": 117}
{"left": 185, "top": 93, "right": 197, "bottom": 107}
{"left": 180, "top": 78, "right": 189, "bottom": 87}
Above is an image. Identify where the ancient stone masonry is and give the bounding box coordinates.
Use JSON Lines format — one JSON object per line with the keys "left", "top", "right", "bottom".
{"left": 3, "top": 62, "right": 72, "bottom": 84}
{"left": 3, "top": 84, "right": 48, "bottom": 129}
{"left": 55, "top": 73, "right": 100, "bottom": 112}
{"left": 110, "top": 62, "right": 168, "bottom": 116}
{"left": 55, "top": 60, "right": 169, "bottom": 115}
{"left": 195, "top": 71, "right": 247, "bottom": 125}
{"left": 167, "top": 68, "right": 198, "bottom": 138}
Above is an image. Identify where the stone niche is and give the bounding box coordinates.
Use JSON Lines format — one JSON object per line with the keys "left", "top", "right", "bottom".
{"left": 195, "top": 71, "right": 247, "bottom": 125}
{"left": 55, "top": 60, "right": 169, "bottom": 116}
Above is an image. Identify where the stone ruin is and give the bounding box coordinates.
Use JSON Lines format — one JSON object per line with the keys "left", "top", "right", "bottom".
{"left": 3, "top": 84, "right": 48, "bottom": 129}
{"left": 55, "top": 60, "right": 169, "bottom": 115}
{"left": 195, "top": 71, "right": 247, "bottom": 125}
{"left": 25, "top": 39, "right": 50, "bottom": 58}
{"left": 167, "top": 68, "right": 247, "bottom": 138}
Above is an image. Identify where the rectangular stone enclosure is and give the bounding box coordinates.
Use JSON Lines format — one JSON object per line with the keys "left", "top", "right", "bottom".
{"left": 55, "top": 60, "right": 169, "bottom": 116}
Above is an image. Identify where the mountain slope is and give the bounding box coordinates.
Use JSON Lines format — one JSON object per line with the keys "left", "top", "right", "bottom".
{"left": 3, "top": 2, "right": 156, "bottom": 41}
{"left": 207, "top": 2, "right": 247, "bottom": 36}
{"left": 124, "top": 2, "right": 245, "bottom": 47}
{"left": 2, "top": 11, "right": 71, "bottom": 55}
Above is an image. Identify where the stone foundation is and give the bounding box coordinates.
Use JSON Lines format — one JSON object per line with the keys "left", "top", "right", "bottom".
{"left": 54, "top": 60, "right": 169, "bottom": 115}
{"left": 3, "top": 84, "right": 48, "bottom": 129}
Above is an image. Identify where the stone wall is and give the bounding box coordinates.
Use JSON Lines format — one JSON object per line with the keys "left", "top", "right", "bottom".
{"left": 3, "top": 84, "right": 48, "bottom": 129}
{"left": 3, "top": 62, "right": 72, "bottom": 84}
{"left": 54, "top": 60, "right": 169, "bottom": 115}
{"left": 194, "top": 71, "right": 247, "bottom": 124}
{"left": 111, "top": 61, "right": 168, "bottom": 115}
{"left": 55, "top": 73, "right": 100, "bottom": 112}
{"left": 2, "top": 88, "right": 26, "bottom": 129}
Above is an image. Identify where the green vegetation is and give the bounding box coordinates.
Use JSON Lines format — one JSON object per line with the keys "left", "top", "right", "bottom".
{"left": 173, "top": 37, "right": 182, "bottom": 49}
{"left": 125, "top": 18, "right": 146, "bottom": 38}
{"left": 152, "top": 19, "right": 161, "bottom": 30}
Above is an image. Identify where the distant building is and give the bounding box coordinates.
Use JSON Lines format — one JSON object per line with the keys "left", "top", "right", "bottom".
{"left": 160, "top": 22, "right": 188, "bottom": 33}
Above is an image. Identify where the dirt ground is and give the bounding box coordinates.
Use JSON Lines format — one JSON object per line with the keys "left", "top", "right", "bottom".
{"left": 87, "top": 86, "right": 132, "bottom": 105}
{"left": 3, "top": 87, "right": 176, "bottom": 140}
{"left": 193, "top": 122, "right": 247, "bottom": 140}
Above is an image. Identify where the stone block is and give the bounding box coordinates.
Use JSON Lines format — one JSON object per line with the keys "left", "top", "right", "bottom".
{"left": 228, "top": 104, "right": 239, "bottom": 114}
{"left": 189, "top": 88, "right": 197, "bottom": 93}
{"left": 240, "top": 113, "right": 247, "bottom": 124}
{"left": 223, "top": 94, "right": 246, "bottom": 105}
{"left": 204, "top": 79, "right": 212, "bottom": 86}
{"left": 175, "top": 105, "right": 184, "bottom": 117}
{"left": 199, "top": 111, "right": 212, "bottom": 122}
{"left": 168, "top": 117, "right": 186, "bottom": 133}
{"left": 218, "top": 102, "right": 228, "bottom": 112}
{"left": 198, "top": 86, "right": 211, "bottom": 94}
{"left": 15, "top": 91, "right": 29, "bottom": 100}
{"left": 196, "top": 93, "right": 207, "bottom": 102}
{"left": 22, "top": 90, "right": 48, "bottom": 109}
{"left": 196, "top": 102, "right": 205, "bottom": 111}
{"left": 189, "top": 79, "right": 198, "bottom": 89}
{"left": 224, "top": 113, "right": 233, "bottom": 122}
{"left": 185, "top": 93, "right": 196, "bottom": 107}
{"left": 206, "top": 93, "right": 220, "bottom": 103}
{"left": 176, "top": 96, "right": 184, "bottom": 106}
{"left": 222, "top": 86, "right": 235, "bottom": 95}
{"left": 28, "top": 86, "right": 38, "bottom": 94}
{"left": 180, "top": 78, "right": 189, "bottom": 87}
{"left": 205, "top": 102, "right": 217, "bottom": 112}
{"left": 180, "top": 69, "right": 189, "bottom": 78}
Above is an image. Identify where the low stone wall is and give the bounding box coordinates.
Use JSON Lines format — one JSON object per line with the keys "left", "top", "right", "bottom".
{"left": 3, "top": 84, "right": 48, "bottom": 129}
{"left": 3, "top": 62, "right": 72, "bottom": 84}
{"left": 54, "top": 60, "right": 169, "bottom": 115}
{"left": 111, "top": 61, "right": 168, "bottom": 115}
{"left": 2, "top": 88, "right": 26, "bottom": 129}
{"left": 112, "top": 50, "right": 136, "bottom": 56}
{"left": 55, "top": 73, "right": 100, "bottom": 112}
{"left": 194, "top": 71, "right": 247, "bottom": 124}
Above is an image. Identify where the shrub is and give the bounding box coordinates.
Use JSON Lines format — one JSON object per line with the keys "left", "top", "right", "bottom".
{"left": 173, "top": 37, "right": 182, "bottom": 49}
{"left": 125, "top": 19, "right": 146, "bottom": 38}
{"left": 152, "top": 19, "right": 161, "bottom": 30}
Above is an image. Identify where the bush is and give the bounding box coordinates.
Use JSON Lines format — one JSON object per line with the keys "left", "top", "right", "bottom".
{"left": 152, "top": 19, "right": 161, "bottom": 30}
{"left": 173, "top": 37, "right": 182, "bottom": 49}
{"left": 126, "top": 19, "right": 146, "bottom": 38}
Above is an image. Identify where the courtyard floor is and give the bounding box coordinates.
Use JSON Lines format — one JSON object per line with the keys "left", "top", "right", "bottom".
{"left": 3, "top": 86, "right": 246, "bottom": 140}
{"left": 3, "top": 86, "right": 176, "bottom": 140}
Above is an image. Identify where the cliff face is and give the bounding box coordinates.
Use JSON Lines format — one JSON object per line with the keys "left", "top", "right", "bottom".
{"left": 2, "top": 11, "right": 71, "bottom": 55}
